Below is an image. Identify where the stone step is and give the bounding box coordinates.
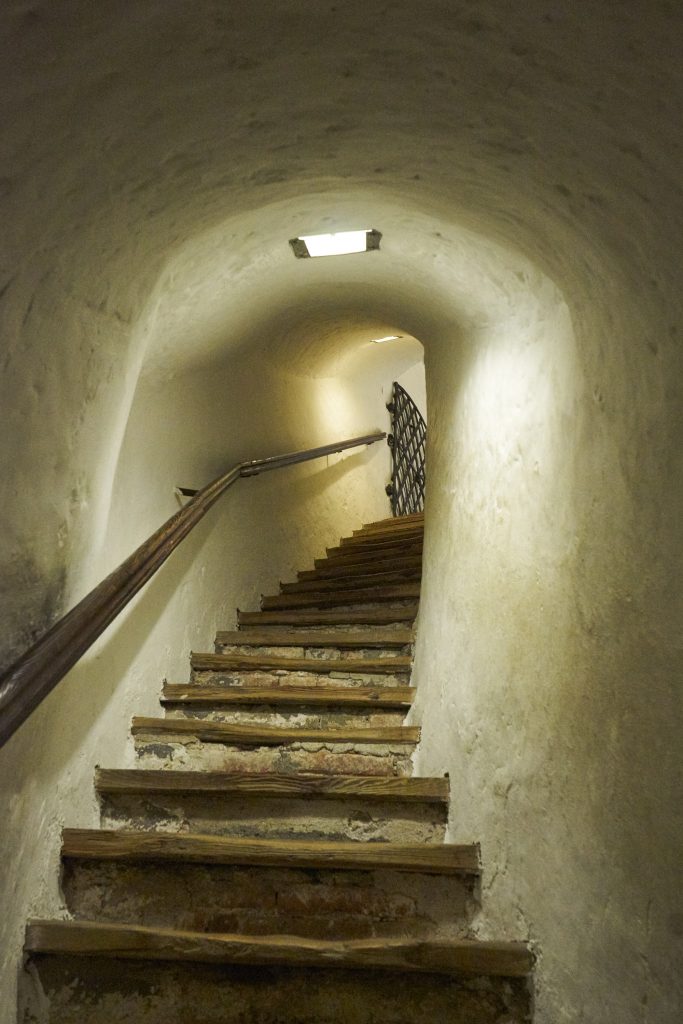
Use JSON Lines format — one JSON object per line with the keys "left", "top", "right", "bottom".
{"left": 163, "top": 705, "right": 406, "bottom": 730}
{"left": 24, "top": 927, "right": 532, "bottom": 1024}
{"left": 190, "top": 653, "right": 412, "bottom": 676}
{"left": 96, "top": 769, "right": 449, "bottom": 844}
{"left": 26, "top": 919, "right": 533, "bottom": 977}
{"left": 163, "top": 683, "right": 415, "bottom": 709}
{"left": 261, "top": 584, "right": 421, "bottom": 610}
{"left": 237, "top": 605, "right": 419, "bottom": 628}
{"left": 281, "top": 568, "right": 421, "bottom": 594}
{"left": 215, "top": 628, "right": 415, "bottom": 649}
{"left": 303, "top": 553, "right": 423, "bottom": 579}
{"left": 132, "top": 718, "right": 417, "bottom": 775}
{"left": 188, "top": 668, "right": 411, "bottom": 692}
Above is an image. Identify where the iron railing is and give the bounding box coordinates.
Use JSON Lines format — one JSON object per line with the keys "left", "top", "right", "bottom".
{"left": 386, "top": 382, "right": 427, "bottom": 516}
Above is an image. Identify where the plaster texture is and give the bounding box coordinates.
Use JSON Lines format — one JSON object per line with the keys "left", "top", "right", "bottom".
{"left": 1, "top": 2, "right": 682, "bottom": 1022}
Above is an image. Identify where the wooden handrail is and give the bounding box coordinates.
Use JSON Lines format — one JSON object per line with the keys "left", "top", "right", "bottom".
{"left": 0, "top": 431, "right": 385, "bottom": 749}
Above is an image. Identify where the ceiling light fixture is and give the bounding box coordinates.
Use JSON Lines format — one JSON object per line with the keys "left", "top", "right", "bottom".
{"left": 372, "top": 335, "right": 402, "bottom": 344}
{"left": 289, "top": 229, "right": 382, "bottom": 259}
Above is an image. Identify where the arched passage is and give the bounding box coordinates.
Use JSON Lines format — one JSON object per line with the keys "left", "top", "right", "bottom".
{"left": 0, "top": 4, "right": 681, "bottom": 1022}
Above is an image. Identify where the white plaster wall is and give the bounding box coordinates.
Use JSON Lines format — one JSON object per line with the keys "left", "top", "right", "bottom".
{"left": 412, "top": 260, "right": 683, "bottom": 1021}
{"left": 394, "top": 360, "right": 427, "bottom": 421}
{"left": 0, "top": 326, "right": 412, "bottom": 1018}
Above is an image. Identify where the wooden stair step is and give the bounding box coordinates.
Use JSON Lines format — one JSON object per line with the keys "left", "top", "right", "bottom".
{"left": 162, "top": 683, "right": 415, "bottom": 709}
{"left": 350, "top": 517, "right": 424, "bottom": 534}
{"left": 215, "top": 628, "right": 414, "bottom": 648}
{"left": 281, "top": 569, "right": 421, "bottom": 594}
{"left": 95, "top": 768, "right": 449, "bottom": 803}
{"left": 132, "top": 717, "right": 420, "bottom": 746}
{"left": 360, "top": 513, "right": 424, "bottom": 531}
{"left": 61, "top": 829, "right": 479, "bottom": 874}
{"left": 190, "top": 653, "right": 411, "bottom": 675}
{"left": 25, "top": 920, "right": 533, "bottom": 977}
{"left": 341, "top": 529, "right": 424, "bottom": 548}
{"left": 262, "top": 584, "right": 421, "bottom": 611}
{"left": 305, "top": 554, "right": 423, "bottom": 579}
{"left": 326, "top": 538, "right": 423, "bottom": 560}
{"left": 237, "top": 606, "right": 419, "bottom": 627}
{"left": 351, "top": 524, "right": 425, "bottom": 541}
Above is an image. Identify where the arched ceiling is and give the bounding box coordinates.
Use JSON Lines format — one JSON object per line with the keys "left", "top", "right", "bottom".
{"left": 2, "top": 0, "right": 678, "bottom": 382}
{"left": 137, "top": 190, "right": 558, "bottom": 380}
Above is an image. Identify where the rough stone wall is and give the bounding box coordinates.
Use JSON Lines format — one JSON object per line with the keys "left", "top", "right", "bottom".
{"left": 1, "top": 2, "right": 682, "bottom": 1022}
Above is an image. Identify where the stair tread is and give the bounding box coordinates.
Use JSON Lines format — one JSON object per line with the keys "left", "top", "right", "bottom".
{"left": 132, "top": 717, "right": 420, "bottom": 745}
{"left": 348, "top": 520, "right": 424, "bottom": 536}
{"left": 339, "top": 536, "right": 423, "bottom": 552}
{"left": 25, "top": 919, "right": 533, "bottom": 977}
{"left": 360, "top": 511, "right": 423, "bottom": 525}
{"left": 162, "top": 683, "right": 415, "bottom": 708}
{"left": 305, "top": 555, "right": 423, "bottom": 579}
{"left": 282, "top": 569, "right": 421, "bottom": 594}
{"left": 95, "top": 768, "right": 449, "bottom": 802}
{"left": 62, "top": 829, "right": 479, "bottom": 874}
{"left": 191, "top": 653, "right": 411, "bottom": 674}
{"left": 215, "top": 628, "right": 414, "bottom": 647}
{"left": 238, "top": 606, "right": 419, "bottom": 627}
{"left": 262, "top": 584, "right": 421, "bottom": 610}
{"left": 326, "top": 539, "right": 423, "bottom": 559}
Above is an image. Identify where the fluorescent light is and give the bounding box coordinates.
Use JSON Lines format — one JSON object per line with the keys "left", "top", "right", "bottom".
{"left": 372, "top": 335, "right": 402, "bottom": 344}
{"left": 289, "top": 229, "right": 381, "bottom": 259}
{"left": 303, "top": 230, "right": 368, "bottom": 257}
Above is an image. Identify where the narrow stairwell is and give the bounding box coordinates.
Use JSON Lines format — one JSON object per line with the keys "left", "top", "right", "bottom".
{"left": 22, "top": 512, "right": 533, "bottom": 1023}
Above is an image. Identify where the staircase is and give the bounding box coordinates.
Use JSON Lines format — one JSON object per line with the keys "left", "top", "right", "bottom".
{"left": 22, "top": 512, "right": 533, "bottom": 1023}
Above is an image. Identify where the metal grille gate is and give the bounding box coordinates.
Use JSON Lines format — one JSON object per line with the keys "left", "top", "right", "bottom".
{"left": 386, "top": 381, "right": 427, "bottom": 516}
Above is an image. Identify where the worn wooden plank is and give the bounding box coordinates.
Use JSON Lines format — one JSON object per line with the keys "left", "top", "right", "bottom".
{"left": 162, "top": 684, "right": 415, "bottom": 708}
{"left": 325, "top": 538, "right": 423, "bottom": 561}
{"left": 215, "top": 629, "right": 415, "bottom": 648}
{"left": 345, "top": 535, "right": 424, "bottom": 549}
{"left": 262, "top": 584, "right": 421, "bottom": 611}
{"left": 304, "top": 555, "right": 423, "bottom": 579}
{"left": 361, "top": 513, "right": 424, "bottom": 531}
{"left": 95, "top": 769, "right": 450, "bottom": 803}
{"left": 25, "top": 920, "right": 533, "bottom": 977}
{"left": 341, "top": 527, "right": 424, "bottom": 547}
{"left": 131, "top": 717, "right": 420, "bottom": 746}
{"left": 237, "top": 606, "right": 419, "bottom": 627}
{"left": 281, "top": 569, "right": 421, "bottom": 594}
{"left": 190, "top": 653, "right": 411, "bottom": 675}
{"left": 62, "top": 829, "right": 479, "bottom": 875}
{"left": 352, "top": 523, "right": 425, "bottom": 540}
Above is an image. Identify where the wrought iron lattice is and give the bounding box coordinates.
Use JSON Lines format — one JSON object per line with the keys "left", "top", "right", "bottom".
{"left": 386, "top": 381, "right": 427, "bottom": 516}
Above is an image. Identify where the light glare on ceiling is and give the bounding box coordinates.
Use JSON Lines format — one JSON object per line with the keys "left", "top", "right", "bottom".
{"left": 372, "top": 335, "right": 402, "bottom": 344}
